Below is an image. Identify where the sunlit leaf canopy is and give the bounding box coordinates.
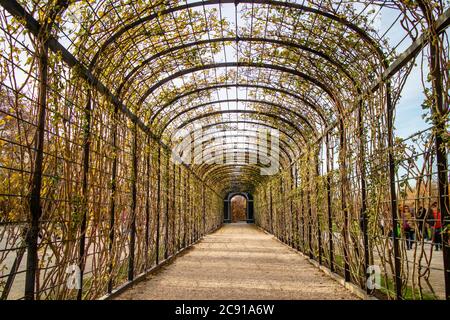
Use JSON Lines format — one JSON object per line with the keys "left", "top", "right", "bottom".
{"left": 16, "top": 0, "right": 448, "bottom": 196}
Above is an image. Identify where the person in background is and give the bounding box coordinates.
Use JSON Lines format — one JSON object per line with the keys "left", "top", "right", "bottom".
{"left": 416, "top": 207, "right": 429, "bottom": 241}
{"left": 430, "top": 202, "right": 442, "bottom": 251}
{"left": 401, "top": 205, "right": 415, "bottom": 250}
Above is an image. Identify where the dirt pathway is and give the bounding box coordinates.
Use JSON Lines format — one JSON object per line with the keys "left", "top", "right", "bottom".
{"left": 115, "top": 223, "right": 358, "bottom": 300}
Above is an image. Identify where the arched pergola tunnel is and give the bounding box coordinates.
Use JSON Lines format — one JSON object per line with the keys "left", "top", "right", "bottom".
{"left": 0, "top": 0, "right": 448, "bottom": 300}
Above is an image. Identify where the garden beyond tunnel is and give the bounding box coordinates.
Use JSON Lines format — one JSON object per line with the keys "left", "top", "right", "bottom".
{"left": 0, "top": 0, "right": 449, "bottom": 301}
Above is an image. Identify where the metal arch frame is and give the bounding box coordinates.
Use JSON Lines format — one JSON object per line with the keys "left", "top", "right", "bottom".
{"left": 157, "top": 98, "right": 317, "bottom": 138}
{"left": 203, "top": 168, "right": 266, "bottom": 186}
{"left": 171, "top": 114, "right": 307, "bottom": 144}
{"left": 186, "top": 130, "right": 295, "bottom": 158}
{"left": 174, "top": 109, "right": 308, "bottom": 139}
{"left": 203, "top": 164, "right": 265, "bottom": 179}
{"left": 212, "top": 175, "right": 264, "bottom": 188}
{"left": 175, "top": 123, "right": 299, "bottom": 153}
{"left": 226, "top": 192, "right": 252, "bottom": 202}
{"left": 191, "top": 143, "right": 291, "bottom": 170}
{"left": 2, "top": 0, "right": 393, "bottom": 154}
{"left": 195, "top": 151, "right": 290, "bottom": 168}
{"left": 199, "top": 157, "right": 283, "bottom": 176}
{"left": 201, "top": 164, "right": 267, "bottom": 185}
{"left": 0, "top": 0, "right": 225, "bottom": 199}
{"left": 7, "top": 0, "right": 408, "bottom": 164}
{"left": 197, "top": 165, "right": 289, "bottom": 189}
{"left": 191, "top": 140, "right": 291, "bottom": 162}
{"left": 148, "top": 83, "right": 329, "bottom": 126}
{"left": 85, "top": 0, "right": 374, "bottom": 129}
{"left": 193, "top": 140, "right": 293, "bottom": 169}
{"left": 192, "top": 152, "right": 286, "bottom": 169}
{"left": 88, "top": 0, "right": 379, "bottom": 156}
{"left": 116, "top": 36, "right": 359, "bottom": 99}
{"left": 217, "top": 183, "right": 257, "bottom": 197}
{"left": 169, "top": 120, "right": 303, "bottom": 154}
{"left": 200, "top": 162, "right": 273, "bottom": 176}
{"left": 136, "top": 62, "right": 340, "bottom": 108}
{"left": 89, "top": 0, "right": 388, "bottom": 70}
{"left": 179, "top": 125, "right": 300, "bottom": 151}
{"left": 2, "top": 2, "right": 380, "bottom": 190}
{"left": 205, "top": 174, "right": 267, "bottom": 195}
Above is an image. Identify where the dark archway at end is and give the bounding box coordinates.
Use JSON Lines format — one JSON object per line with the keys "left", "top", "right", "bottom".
{"left": 224, "top": 192, "right": 254, "bottom": 224}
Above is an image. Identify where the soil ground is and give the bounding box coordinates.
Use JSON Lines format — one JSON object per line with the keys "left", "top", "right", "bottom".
{"left": 115, "top": 223, "right": 358, "bottom": 300}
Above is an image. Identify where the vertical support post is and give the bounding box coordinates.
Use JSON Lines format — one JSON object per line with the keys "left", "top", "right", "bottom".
{"left": 183, "top": 172, "right": 188, "bottom": 248}
{"left": 190, "top": 179, "right": 197, "bottom": 244}
{"left": 196, "top": 184, "right": 200, "bottom": 240}
{"left": 228, "top": 195, "right": 231, "bottom": 222}
{"left": 128, "top": 123, "right": 138, "bottom": 281}
{"left": 300, "top": 187, "right": 306, "bottom": 254}
{"left": 340, "top": 120, "right": 351, "bottom": 282}
{"left": 415, "top": 2, "right": 450, "bottom": 298}
{"left": 202, "top": 184, "right": 206, "bottom": 236}
{"left": 246, "top": 195, "right": 249, "bottom": 222}
{"left": 224, "top": 196, "right": 228, "bottom": 223}
{"left": 386, "top": 82, "right": 402, "bottom": 299}
{"left": 290, "top": 166, "right": 294, "bottom": 248}
{"left": 25, "top": 38, "right": 48, "bottom": 301}
{"left": 194, "top": 184, "right": 197, "bottom": 241}
{"left": 358, "top": 102, "right": 370, "bottom": 292}
{"left": 107, "top": 103, "right": 119, "bottom": 293}
{"left": 144, "top": 136, "right": 151, "bottom": 270}
{"left": 429, "top": 36, "right": 450, "bottom": 300}
{"left": 269, "top": 185, "right": 273, "bottom": 234}
{"left": 155, "top": 146, "right": 161, "bottom": 264}
{"left": 197, "top": 187, "right": 201, "bottom": 239}
{"left": 177, "top": 167, "right": 182, "bottom": 251}
{"left": 262, "top": 189, "right": 267, "bottom": 229}
{"left": 77, "top": 90, "right": 92, "bottom": 300}
{"left": 279, "top": 176, "right": 285, "bottom": 243}
{"left": 188, "top": 173, "right": 193, "bottom": 245}
{"left": 294, "top": 164, "right": 300, "bottom": 251}
{"left": 172, "top": 163, "right": 176, "bottom": 255}
{"left": 315, "top": 144, "right": 322, "bottom": 265}
{"left": 326, "top": 133, "right": 334, "bottom": 272}
{"left": 164, "top": 154, "right": 170, "bottom": 260}
{"left": 307, "top": 164, "right": 313, "bottom": 260}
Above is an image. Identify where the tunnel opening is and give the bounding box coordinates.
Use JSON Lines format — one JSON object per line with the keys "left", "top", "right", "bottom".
{"left": 224, "top": 193, "right": 254, "bottom": 224}
{"left": 231, "top": 195, "right": 247, "bottom": 223}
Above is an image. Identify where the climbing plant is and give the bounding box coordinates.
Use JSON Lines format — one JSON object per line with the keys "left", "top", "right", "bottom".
{"left": 0, "top": 0, "right": 448, "bottom": 300}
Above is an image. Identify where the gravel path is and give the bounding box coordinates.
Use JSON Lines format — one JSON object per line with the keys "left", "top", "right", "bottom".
{"left": 115, "top": 223, "right": 358, "bottom": 300}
